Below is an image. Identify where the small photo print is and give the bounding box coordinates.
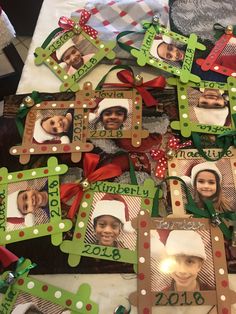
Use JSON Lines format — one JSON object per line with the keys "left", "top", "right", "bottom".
{"left": 178, "top": 159, "right": 236, "bottom": 212}
{"left": 187, "top": 86, "right": 231, "bottom": 127}
{"left": 55, "top": 33, "right": 98, "bottom": 75}
{"left": 88, "top": 98, "right": 133, "bottom": 131}
{"left": 6, "top": 178, "right": 50, "bottom": 231}
{"left": 33, "top": 109, "right": 74, "bottom": 144}
{"left": 149, "top": 35, "right": 186, "bottom": 68}
{"left": 12, "top": 291, "right": 70, "bottom": 314}
{"left": 150, "top": 228, "right": 215, "bottom": 292}
{"left": 84, "top": 192, "right": 139, "bottom": 250}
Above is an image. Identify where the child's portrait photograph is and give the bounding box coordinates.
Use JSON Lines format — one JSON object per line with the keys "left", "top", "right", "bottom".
{"left": 6, "top": 178, "right": 50, "bottom": 231}
{"left": 55, "top": 33, "right": 98, "bottom": 75}
{"left": 33, "top": 109, "right": 74, "bottom": 144}
{"left": 149, "top": 35, "right": 186, "bottom": 69}
{"left": 150, "top": 228, "right": 215, "bottom": 293}
{"left": 187, "top": 86, "right": 231, "bottom": 127}
{"left": 88, "top": 98, "right": 133, "bottom": 131}
{"left": 12, "top": 291, "right": 70, "bottom": 314}
{"left": 84, "top": 192, "right": 139, "bottom": 250}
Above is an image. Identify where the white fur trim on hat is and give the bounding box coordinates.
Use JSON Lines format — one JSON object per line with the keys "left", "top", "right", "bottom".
{"left": 33, "top": 118, "right": 55, "bottom": 143}
{"left": 150, "top": 35, "right": 172, "bottom": 60}
{"left": 7, "top": 190, "right": 23, "bottom": 218}
{"left": 190, "top": 162, "right": 222, "bottom": 187}
{"left": 92, "top": 199, "right": 135, "bottom": 233}
{"left": 24, "top": 213, "right": 34, "bottom": 227}
{"left": 165, "top": 230, "right": 206, "bottom": 260}
{"left": 60, "top": 135, "right": 70, "bottom": 144}
{"left": 150, "top": 230, "right": 166, "bottom": 259}
{"left": 97, "top": 98, "right": 130, "bottom": 116}
{"left": 56, "top": 38, "right": 75, "bottom": 61}
{"left": 194, "top": 106, "right": 229, "bottom": 126}
{"left": 12, "top": 302, "right": 37, "bottom": 314}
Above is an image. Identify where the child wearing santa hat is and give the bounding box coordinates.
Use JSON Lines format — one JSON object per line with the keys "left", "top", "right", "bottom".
{"left": 91, "top": 193, "right": 135, "bottom": 247}
{"left": 194, "top": 88, "right": 230, "bottom": 126}
{"left": 163, "top": 230, "right": 214, "bottom": 291}
{"left": 33, "top": 112, "right": 73, "bottom": 144}
{"left": 56, "top": 38, "right": 95, "bottom": 75}
{"left": 89, "top": 98, "right": 130, "bottom": 131}
{"left": 182, "top": 162, "right": 232, "bottom": 212}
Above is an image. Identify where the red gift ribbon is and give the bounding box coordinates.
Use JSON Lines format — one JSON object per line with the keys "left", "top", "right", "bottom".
{"left": 0, "top": 247, "right": 18, "bottom": 270}
{"left": 60, "top": 153, "right": 122, "bottom": 219}
{"left": 150, "top": 136, "right": 192, "bottom": 179}
{"left": 103, "top": 69, "right": 166, "bottom": 107}
{"left": 58, "top": 9, "right": 98, "bottom": 39}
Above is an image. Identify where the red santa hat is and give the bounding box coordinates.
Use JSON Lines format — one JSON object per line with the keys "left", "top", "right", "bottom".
{"left": 91, "top": 194, "right": 135, "bottom": 233}
{"left": 56, "top": 38, "right": 75, "bottom": 61}
{"left": 7, "top": 190, "right": 34, "bottom": 227}
{"left": 165, "top": 230, "right": 206, "bottom": 260}
{"left": 194, "top": 106, "right": 229, "bottom": 126}
{"left": 97, "top": 98, "right": 130, "bottom": 116}
{"left": 33, "top": 118, "right": 70, "bottom": 144}
{"left": 150, "top": 230, "right": 166, "bottom": 259}
{"left": 149, "top": 35, "right": 172, "bottom": 60}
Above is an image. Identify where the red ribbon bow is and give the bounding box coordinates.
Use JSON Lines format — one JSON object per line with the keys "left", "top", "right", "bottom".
{"left": 60, "top": 153, "right": 122, "bottom": 219}
{"left": 103, "top": 69, "right": 166, "bottom": 107}
{"left": 58, "top": 9, "right": 98, "bottom": 39}
{"left": 150, "top": 136, "right": 192, "bottom": 179}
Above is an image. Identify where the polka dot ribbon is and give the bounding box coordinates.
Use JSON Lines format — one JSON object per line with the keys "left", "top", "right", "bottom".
{"left": 60, "top": 153, "right": 122, "bottom": 219}
{"left": 150, "top": 136, "right": 192, "bottom": 179}
{"left": 0, "top": 257, "right": 36, "bottom": 293}
{"left": 58, "top": 10, "right": 98, "bottom": 39}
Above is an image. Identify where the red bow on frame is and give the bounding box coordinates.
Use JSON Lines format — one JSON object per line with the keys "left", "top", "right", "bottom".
{"left": 0, "top": 247, "right": 18, "bottom": 271}
{"left": 58, "top": 9, "right": 98, "bottom": 39}
{"left": 150, "top": 136, "right": 192, "bottom": 179}
{"left": 103, "top": 69, "right": 166, "bottom": 107}
{"left": 60, "top": 153, "right": 122, "bottom": 219}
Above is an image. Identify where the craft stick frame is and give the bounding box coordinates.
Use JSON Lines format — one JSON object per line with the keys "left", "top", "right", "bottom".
{"left": 60, "top": 179, "right": 157, "bottom": 267}
{"left": 0, "top": 157, "right": 72, "bottom": 246}
{"left": 0, "top": 259, "right": 99, "bottom": 314}
{"left": 10, "top": 82, "right": 96, "bottom": 164}
{"left": 130, "top": 20, "right": 206, "bottom": 83}
{"left": 86, "top": 85, "right": 149, "bottom": 147}
{"left": 129, "top": 212, "right": 236, "bottom": 313}
{"left": 168, "top": 76, "right": 236, "bottom": 137}
{"left": 34, "top": 26, "right": 116, "bottom": 92}
{"left": 167, "top": 147, "right": 236, "bottom": 216}
{"left": 196, "top": 33, "right": 236, "bottom": 77}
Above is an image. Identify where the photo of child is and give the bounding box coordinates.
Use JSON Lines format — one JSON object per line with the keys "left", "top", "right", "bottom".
{"left": 88, "top": 98, "right": 131, "bottom": 130}
{"left": 187, "top": 87, "right": 230, "bottom": 126}
{"left": 33, "top": 110, "right": 73, "bottom": 144}
{"left": 56, "top": 34, "right": 97, "bottom": 75}
{"left": 6, "top": 179, "right": 50, "bottom": 230}
{"left": 182, "top": 161, "right": 233, "bottom": 212}
{"left": 90, "top": 193, "right": 135, "bottom": 248}
{"left": 162, "top": 230, "right": 214, "bottom": 291}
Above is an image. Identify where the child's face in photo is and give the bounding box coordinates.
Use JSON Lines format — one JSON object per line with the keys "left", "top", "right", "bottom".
{"left": 198, "top": 88, "right": 226, "bottom": 109}
{"left": 170, "top": 255, "right": 203, "bottom": 290}
{"left": 157, "top": 43, "right": 185, "bottom": 61}
{"left": 62, "top": 46, "right": 83, "bottom": 69}
{"left": 42, "top": 113, "right": 72, "bottom": 135}
{"left": 196, "top": 171, "right": 217, "bottom": 198}
{"left": 17, "top": 189, "right": 48, "bottom": 215}
{"left": 94, "top": 215, "right": 121, "bottom": 246}
{"left": 101, "top": 106, "right": 126, "bottom": 130}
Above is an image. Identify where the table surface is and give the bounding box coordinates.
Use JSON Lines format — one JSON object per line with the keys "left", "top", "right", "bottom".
{"left": 9, "top": 0, "right": 236, "bottom": 313}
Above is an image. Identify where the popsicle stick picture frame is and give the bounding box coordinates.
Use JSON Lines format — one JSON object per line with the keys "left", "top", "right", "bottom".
{"left": 0, "top": 259, "right": 99, "bottom": 314}
{"left": 196, "top": 31, "right": 236, "bottom": 77}
{"left": 34, "top": 13, "right": 116, "bottom": 92}
{"left": 60, "top": 179, "right": 157, "bottom": 267}
{"left": 167, "top": 147, "right": 236, "bottom": 216}
{"left": 0, "top": 157, "right": 72, "bottom": 246}
{"left": 87, "top": 86, "right": 149, "bottom": 148}
{"left": 129, "top": 211, "right": 236, "bottom": 314}
{"left": 10, "top": 83, "right": 96, "bottom": 165}
{"left": 130, "top": 18, "right": 206, "bottom": 84}
{"left": 168, "top": 76, "right": 236, "bottom": 137}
